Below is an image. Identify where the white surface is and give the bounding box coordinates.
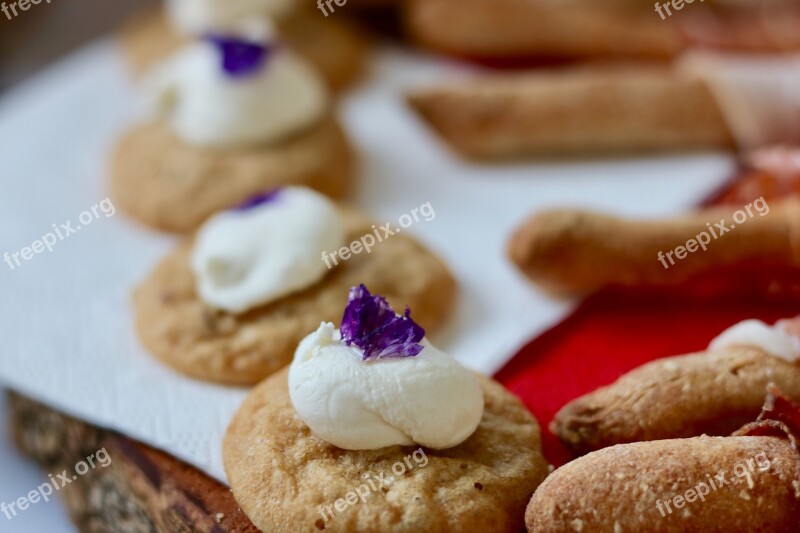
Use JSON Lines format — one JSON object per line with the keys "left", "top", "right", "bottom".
{"left": 0, "top": 37, "right": 734, "bottom": 498}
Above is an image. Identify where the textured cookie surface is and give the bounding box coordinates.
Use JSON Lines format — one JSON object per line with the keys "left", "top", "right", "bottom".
{"left": 111, "top": 116, "right": 354, "bottom": 233}
{"left": 224, "top": 367, "right": 550, "bottom": 532}
{"left": 133, "top": 210, "right": 456, "bottom": 385}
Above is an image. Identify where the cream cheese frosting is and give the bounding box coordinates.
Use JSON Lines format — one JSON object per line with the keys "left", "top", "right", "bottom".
{"left": 288, "top": 322, "right": 485, "bottom": 450}
{"left": 190, "top": 187, "right": 345, "bottom": 314}
{"left": 145, "top": 26, "right": 328, "bottom": 149}
{"left": 709, "top": 318, "right": 800, "bottom": 363}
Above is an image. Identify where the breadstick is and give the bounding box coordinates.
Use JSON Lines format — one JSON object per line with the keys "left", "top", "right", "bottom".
{"left": 553, "top": 345, "right": 800, "bottom": 455}
{"left": 404, "top": 0, "right": 683, "bottom": 60}
{"left": 408, "top": 66, "right": 734, "bottom": 159}
{"left": 404, "top": 0, "right": 800, "bottom": 62}
{"left": 530, "top": 387, "right": 800, "bottom": 532}
{"left": 526, "top": 435, "right": 800, "bottom": 532}
{"left": 508, "top": 197, "right": 800, "bottom": 297}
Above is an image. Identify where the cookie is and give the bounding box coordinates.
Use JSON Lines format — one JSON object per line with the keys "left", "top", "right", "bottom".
{"left": 118, "top": 6, "right": 368, "bottom": 92}
{"left": 223, "top": 367, "right": 550, "bottom": 532}
{"left": 133, "top": 209, "right": 456, "bottom": 385}
{"left": 110, "top": 115, "right": 354, "bottom": 233}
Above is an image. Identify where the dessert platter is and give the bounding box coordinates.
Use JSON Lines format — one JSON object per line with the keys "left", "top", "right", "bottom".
{"left": 3, "top": 0, "right": 800, "bottom": 531}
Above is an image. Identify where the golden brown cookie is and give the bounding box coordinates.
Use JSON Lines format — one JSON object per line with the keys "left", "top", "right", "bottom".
{"left": 552, "top": 345, "right": 800, "bottom": 456}
{"left": 133, "top": 210, "right": 456, "bottom": 385}
{"left": 223, "top": 367, "right": 550, "bottom": 532}
{"left": 110, "top": 115, "right": 354, "bottom": 234}
{"left": 118, "top": 6, "right": 369, "bottom": 92}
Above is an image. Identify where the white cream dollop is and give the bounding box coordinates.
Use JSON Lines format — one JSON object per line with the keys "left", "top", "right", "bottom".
{"left": 191, "top": 187, "right": 345, "bottom": 314}
{"left": 288, "top": 323, "right": 485, "bottom": 450}
{"left": 145, "top": 30, "right": 328, "bottom": 149}
{"left": 708, "top": 319, "right": 800, "bottom": 363}
{"left": 166, "top": 0, "right": 295, "bottom": 35}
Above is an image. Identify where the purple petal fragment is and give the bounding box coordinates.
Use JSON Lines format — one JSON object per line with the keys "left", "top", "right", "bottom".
{"left": 341, "top": 285, "right": 425, "bottom": 361}
{"left": 233, "top": 189, "right": 282, "bottom": 211}
{"left": 205, "top": 35, "right": 270, "bottom": 78}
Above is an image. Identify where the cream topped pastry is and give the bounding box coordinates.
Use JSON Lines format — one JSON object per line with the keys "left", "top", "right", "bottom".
{"left": 191, "top": 187, "right": 345, "bottom": 314}
{"left": 709, "top": 318, "right": 800, "bottom": 363}
{"left": 166, "top": 0, "right": 295, "bottom": 35}
{"left": 145, "top": 26, "right": 328, "bottom": 149}
{"left": 289, "top": 285, "right": 484, "bottom": 450}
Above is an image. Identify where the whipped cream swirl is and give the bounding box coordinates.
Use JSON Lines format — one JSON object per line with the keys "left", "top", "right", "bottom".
{"left": 191, "top": 187, "right": 345, "bottom": 314}
{"left": 289, "top": 322, "right": 485, "bottom": 450}
{"left": 145, "top": 23, "right": 327, "bottom": 149}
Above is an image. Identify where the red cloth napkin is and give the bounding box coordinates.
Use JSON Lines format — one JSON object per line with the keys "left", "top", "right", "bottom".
{"left": 494, "top": 168, "right": 800, "bottom": 466}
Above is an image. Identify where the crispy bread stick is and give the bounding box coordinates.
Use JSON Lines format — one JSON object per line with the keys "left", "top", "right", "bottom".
{"left": 405, "top": 0, "right": 800, "bottom": 61}
{"left": 408, "top": 66, "right": 735, "bottom": 159}
{"left": 508, "top": 198, "right": 800, "bottom": 297}
{"left": 553, "top": 345, "right": 800, "bottom": 455}
{"left": 526, "top": 435, "right": 800, "bottom": 532}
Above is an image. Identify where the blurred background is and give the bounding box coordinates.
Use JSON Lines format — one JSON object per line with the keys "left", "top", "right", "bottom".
{"left": 0, "top": 0, "right": 154, "bottom": 91}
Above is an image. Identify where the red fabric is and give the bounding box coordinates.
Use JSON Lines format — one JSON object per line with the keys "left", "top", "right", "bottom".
{"left": 493, "top": 168, "right": 800, "bottom": 467}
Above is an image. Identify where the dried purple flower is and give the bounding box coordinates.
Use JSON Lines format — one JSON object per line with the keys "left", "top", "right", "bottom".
{"left": 341, "top": 285, "right": 425, "bottom": 361}
{"left": 205, "top": 35, "right": 271, "bottom": 77}
{"left": 233, "top": 189, "right": 282, "bottom": 211}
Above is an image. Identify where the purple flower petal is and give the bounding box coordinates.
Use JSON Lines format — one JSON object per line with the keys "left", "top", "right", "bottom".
{"left": 233, "top": 189, "right": 282, "bottom": 211}
{"left": 341, "top": 285, "right": 425, "bottom": 361}
{"left": 205, "top": 35, "right": 271, "bottom": 78}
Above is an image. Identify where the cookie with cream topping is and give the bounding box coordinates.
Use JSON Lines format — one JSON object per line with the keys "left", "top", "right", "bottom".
{"left": 111, "top": 27, "right": 354, "bottom": 233}
{"left": 133, "top": 187, "right": 455, "bottom": 385}
{"left": 119, "top": 0, "right": 367, "bottom": 91}
{"left": 223, "top": 286, "right": 549, "bottom": 532}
